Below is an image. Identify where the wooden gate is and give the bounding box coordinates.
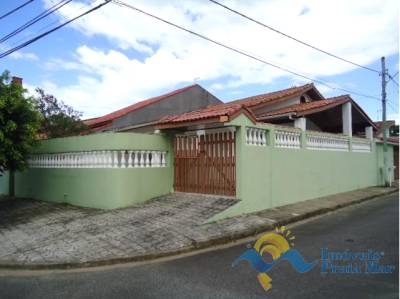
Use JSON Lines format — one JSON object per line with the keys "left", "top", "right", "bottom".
{"left": 174, "top": 130, "right": 236, "bottom": 196}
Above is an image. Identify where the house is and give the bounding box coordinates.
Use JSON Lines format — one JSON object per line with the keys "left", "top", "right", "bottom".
{"left": 374, "top": 120, "right": 397, "bottom": 138}
{"left": 84, "top": 84, "right": 221, "bottom": 133}
{"left": 373, "top": 120, "right": 399, "bottom": 180}
{"left": 1, "top": 83, "right": 395, "bottom": 218}
{"left": 157, "top": 83, "right": 376, "bottom": 136}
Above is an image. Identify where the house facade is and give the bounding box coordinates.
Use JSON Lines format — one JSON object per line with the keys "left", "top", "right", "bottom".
{"left": 0, "top": 83, "right": 396, "bottom": 219}
{"left": 84, "top": 84, "right": 221, "bottom": 133}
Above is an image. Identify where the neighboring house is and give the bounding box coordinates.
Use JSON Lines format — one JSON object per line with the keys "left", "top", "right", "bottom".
{"left": 84, "top": 84, "right": 221, "bottom": 133}
{"left": 374, "top": 120, "right": 397, "bottom": 138}
{"left": 1, "top": 83, "right": 395, "bottom": 219}
{"left": 157, "top": 83, "right": 376, "bottom": 136}
{"left": 373, "top": 120, "right": 399, "bottom": 180}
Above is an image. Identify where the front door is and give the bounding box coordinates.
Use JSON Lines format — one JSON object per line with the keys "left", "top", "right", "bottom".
{"left": 173, "top": 130, "right": 236, "bottom": 196}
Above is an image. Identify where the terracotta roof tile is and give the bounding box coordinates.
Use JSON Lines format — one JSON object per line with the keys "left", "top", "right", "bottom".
{"left": 257, "top": 97, "right": 348, "bottom": 118}
{"left": 84, "top": 84, "right": 198, "bottom": 127}
{"left": 376, "top": 136, "right": 399, "bottom": 146}
{"left": 158, "top": 103, "right": 244, "bottom": 124}
{"left": 229, "top": 83, "right": 320, "bottom": 107}
{"left": 374, "top": 120, "right": 396, "bottom": 129}
{"left": 157, "top": 83, "right": 317, "bottom": 126}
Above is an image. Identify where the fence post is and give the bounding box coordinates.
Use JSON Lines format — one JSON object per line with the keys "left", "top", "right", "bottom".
{"left": 300, "top": 131, "right": 307, "bottom": 149}
{"left": 268, "top": 128, "right": 275, "bottom": 147}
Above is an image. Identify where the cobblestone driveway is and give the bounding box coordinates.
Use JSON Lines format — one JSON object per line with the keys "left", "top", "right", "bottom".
{"left": 0, "top": 194, "right": 238, "bottom": 265}
{"left": 1, "top": 186, "right": 396, "bottom": 267}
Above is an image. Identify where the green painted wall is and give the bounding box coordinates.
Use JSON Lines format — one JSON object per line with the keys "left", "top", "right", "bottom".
{"left": 5, "top": 116, "right": 395, "bottom": 213}
{"left": 0, "top": 171, "right": 9, "bottom": 196}
{"left": 29, "top": 132, "right": 171, "bottom": 153}
{"left": 211, "top": 114, "right": 394, "bottom": 220}
{"left": 14, "top": 132, "right": 174, "bottom": 209}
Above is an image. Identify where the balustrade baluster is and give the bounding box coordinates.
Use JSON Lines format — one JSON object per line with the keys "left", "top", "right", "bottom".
{"left": 127, "top": 150, "right": 132, "bottom": 168}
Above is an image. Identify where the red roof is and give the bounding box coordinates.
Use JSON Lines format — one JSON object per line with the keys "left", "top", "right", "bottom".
{"left": 257, "top": 97, "right": 348, "bottom": 118}
{"left": 376, "top": 136, "right": 399, "bottom": 146}
{"left": 328, "top": 95, "right": 377, "bottom": 129}
{"left": 374, "top": 120, "right": 396, "bottom": 130}
{"left": 157, "top": 83, "right": 319, "bottom": 126}
{"left": 84, "top": 84, "right": 198, "bottom": 128}
{"left": 229, "top": 83, "right": 323, "bottom": 108}
{"left": 158, "top": 103, "right": 256, "bottom": 125}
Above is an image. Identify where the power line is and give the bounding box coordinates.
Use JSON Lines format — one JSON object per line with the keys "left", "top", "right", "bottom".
{"left": 0, "top": 0, "right": 111, "bottom": 59}
{"left": 391, "top": 71, "right": 399, "bottom": 78}
{"left": 112, "top": 0, "right": 381, "bottom": 102}
{"left": 0, "top": 0, "right": 72, "bottom": 44}
{"left": 6, "top": 0, "right": 94, "bottom": 49}
{"left": 0, "top": 0, "right": 35, "bottom": 21}
{"left": 387, "top": 101, "right": 398, "bottom": 113}
{"left": 208, "top": 0, "right": 380, "bottom": 74}
{"left": 388, "top": 74, "right": 399, "bottom": 89}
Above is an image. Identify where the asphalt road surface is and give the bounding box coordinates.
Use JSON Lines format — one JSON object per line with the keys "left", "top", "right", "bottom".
{"left": 0, "top": 193, "right": 398, "bottom": 299}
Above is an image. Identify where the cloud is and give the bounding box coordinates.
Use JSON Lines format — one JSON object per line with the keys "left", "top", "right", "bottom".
{"left": 39, "top": 0, "right": 398, "bottom": 117}
{"left": 8, "top": 51, "right": 38, "bottom": 61}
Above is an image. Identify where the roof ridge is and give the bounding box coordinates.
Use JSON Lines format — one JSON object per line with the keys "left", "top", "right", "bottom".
{"left": 326, "top": 94, "right": 351, "bottom": 100}
{"left": 257, "top": 97, "right": 348, "bottom": 118}
{"left": 85, "top": 84, "right": 198, "bottom": 126}
{"left": 230, "top": 83, "right": 314, "bottom": 103}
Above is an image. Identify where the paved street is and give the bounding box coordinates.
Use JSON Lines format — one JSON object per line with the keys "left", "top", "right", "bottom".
{"left": 0, "top": 186, "right": 395, "bottom": 267}
{"left": 0, "top": 193, "right": 238, "bottom": 265}
{"left": 0, "top": 192, "right": 398, "bottom": 299}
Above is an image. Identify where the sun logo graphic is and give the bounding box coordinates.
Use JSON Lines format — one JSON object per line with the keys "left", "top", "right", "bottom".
{"left": 232, "top": 226, "right": 318, "bottom": 292}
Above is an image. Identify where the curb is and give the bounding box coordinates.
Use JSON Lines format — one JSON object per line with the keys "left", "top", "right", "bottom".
{"left": 0, "top": 188, "right": 398, "bottom": 271}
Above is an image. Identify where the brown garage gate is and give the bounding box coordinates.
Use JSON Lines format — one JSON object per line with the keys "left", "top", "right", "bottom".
{"left": 173, "top": 130, "right": 236, "bottom": 196}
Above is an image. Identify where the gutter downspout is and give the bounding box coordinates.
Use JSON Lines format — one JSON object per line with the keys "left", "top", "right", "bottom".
{"left": 257, "top": 112, "right": 296, "bottom": 122}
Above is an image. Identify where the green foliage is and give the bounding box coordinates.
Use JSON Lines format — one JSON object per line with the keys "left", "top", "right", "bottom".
{"left": 0, "top": 71, "right": 41, "bottom": 174}
{"left": 33, "top": 88, "right": 88, "bottom": 138}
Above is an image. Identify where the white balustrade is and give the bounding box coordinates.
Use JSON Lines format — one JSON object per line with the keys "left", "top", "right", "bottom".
{"left": 246, "top": 127, "right": 267, "bottom": 146}
{"left": 27, "top": 150, "right": 168, "bottom": 169}
{"left": 161, "top": 151, "right": 166, "bottom": 167}
{"left": 143, "top": 151, "right": 148, "bottom": 167}
{"left": 122, "top": 150, "right": 127, "bottom": 168}
{"left": 306, "top": 133, "right": 349, "bottom": 151}
{"left": 153, "top": 151, "right": 160, "bottom": 167}
{"left": 351, "top": 138, "right": 372, "bottom": 152}
{"left": 274, "top": 129, "right": 301, "bottom": 149}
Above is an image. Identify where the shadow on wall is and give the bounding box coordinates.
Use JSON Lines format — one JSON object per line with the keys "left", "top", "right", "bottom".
{"left": 13, "top": 132, "right": 174, "bottom": 209}
{"left": 0, "top": 171, "right": 9, "bottom": 197}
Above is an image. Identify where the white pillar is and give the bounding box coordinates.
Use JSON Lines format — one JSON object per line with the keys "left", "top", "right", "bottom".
{"left": 294, "top": 117, "right": 307, "bottom": 131}
{"left": 134, "top": 151, "right": 139, "bottom": 167}
{"left": 365, "top": 126, "right": 373, "bottom": 140}
{"left": 342, "top": 102, "right": 352, "bottom": 137}
{"left": 127, "top": 151, "right": 133, "bottom": 168}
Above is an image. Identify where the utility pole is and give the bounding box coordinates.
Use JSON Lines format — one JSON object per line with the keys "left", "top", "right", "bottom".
{"left": 381, "top": 56, "right": 389, "bottom": 186}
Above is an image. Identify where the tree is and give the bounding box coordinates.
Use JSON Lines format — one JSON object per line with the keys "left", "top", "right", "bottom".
{"left": 33, "top": 88, "right": 88, "bottom": 138}
{"left": 0, "top": 71, "right": 41, "bottom": 196}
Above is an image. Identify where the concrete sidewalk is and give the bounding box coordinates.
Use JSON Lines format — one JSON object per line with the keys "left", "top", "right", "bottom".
{"left": 0, "top": 186, "right": 397, "bottom": 269}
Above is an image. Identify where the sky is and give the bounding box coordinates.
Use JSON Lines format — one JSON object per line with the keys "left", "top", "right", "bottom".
{"left": 0, "top": 0, "right": 399, "bottom": 122}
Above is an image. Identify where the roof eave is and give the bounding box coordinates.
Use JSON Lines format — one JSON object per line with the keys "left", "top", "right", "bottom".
{"left": 349, "top": 99, "right": 378, "bottom": 130}
{"left": 156, "top": 116, "right": 225, "bottom": 129}
{"left": 257, "top": 112, "right": 296, "bottom": 121}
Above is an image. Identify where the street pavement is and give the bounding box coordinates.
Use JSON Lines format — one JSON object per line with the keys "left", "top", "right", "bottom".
{"left": 0, "top": 192, "right": 398, "bottom": 299}
{"left": 0, "top": 193, "right": 239, "bottom": 265}
{"left": 0, "top": 186, "right": 395, "bottom": 267}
